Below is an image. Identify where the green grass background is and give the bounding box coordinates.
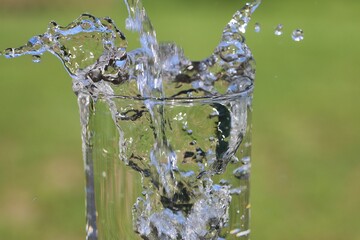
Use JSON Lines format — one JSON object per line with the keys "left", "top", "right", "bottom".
{"left": 0, "top": 0, "right": 359, "bottom": 239}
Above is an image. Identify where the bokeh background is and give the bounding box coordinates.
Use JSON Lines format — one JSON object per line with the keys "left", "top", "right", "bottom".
{"left": 0, "top": 0, "right": 359, "bottom": 239}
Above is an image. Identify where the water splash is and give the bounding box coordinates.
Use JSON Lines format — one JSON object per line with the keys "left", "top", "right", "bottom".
{"left": 1, "top": 0, "right": 261, "bottom": 239}
{"left": 0, "top": 4, "right": 259, "bottom": 98}
{"left": 124, "top": 0, "right": 163, "bottom": 98}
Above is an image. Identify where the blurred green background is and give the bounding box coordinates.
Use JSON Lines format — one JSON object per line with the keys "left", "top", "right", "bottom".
{"left": 0, "top": 0, "right": 359, "bottom": 239}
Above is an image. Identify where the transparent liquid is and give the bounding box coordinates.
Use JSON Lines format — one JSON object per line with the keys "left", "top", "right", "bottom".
{"left": 1, "top": 0, "right": 260, "bottom": 239}
{"left": 84, "top": 91, "right": 253, "bottom": 239}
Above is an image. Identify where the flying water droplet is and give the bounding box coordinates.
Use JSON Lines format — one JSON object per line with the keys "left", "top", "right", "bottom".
{"left": 291, "top": 29, "right": 304, "bottom": 42}
{"left": 32, "top": 55, "right": 41, "bottom": 63}
{"left": 254, "top": 22, "right": 261, "bottom": 32}
{"left": 4, "top": 48, "right": 15, "bottom": 58}
{"left": 274, "top": 24, "right": 283, "bottom": 36}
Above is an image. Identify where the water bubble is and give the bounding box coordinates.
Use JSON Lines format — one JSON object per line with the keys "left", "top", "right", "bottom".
{"left": 230, "top": 156, "right": 240, "bottom": 164}
{"left": 81, "top": 20, "right": 92, "bottom": 30}
{"left": 209, "top": 110, "right": 219, "bottom": 118}
{"left": 233, "top": 165, "right": 250, "bottom": 180}
{"left": 254, "top": 22, "right": 261, "bottom": 32}
{"left": 229, "top": 188, "right": 242, "bottom": 195}
{"left": 219, "top": 179, "right": 230, "bottom": 186}
{"left": 274, "top": 24, "right": 283, "bottom": 36}
{"left": 241, "top": 156, "right": 251, "bottom": 164}
{"left": 292, "top": 29, "right": 304, "bottom": 42}
{"left": 236, "top": 229, "right": 251, "bottom": 237}
{"left": 32, "top": 55, "right": 41, "bottom": 63}
{"left": 230, "top": 228, "right": 241, "bottom": 235}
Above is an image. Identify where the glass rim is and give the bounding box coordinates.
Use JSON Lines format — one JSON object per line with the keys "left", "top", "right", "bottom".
{"left": 103, "top": 85, "right": 254, "bottom": 103}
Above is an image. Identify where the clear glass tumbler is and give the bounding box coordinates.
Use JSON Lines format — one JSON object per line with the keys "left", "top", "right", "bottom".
{"left": 77, "top": 86, "right": 253, "bottom": 240}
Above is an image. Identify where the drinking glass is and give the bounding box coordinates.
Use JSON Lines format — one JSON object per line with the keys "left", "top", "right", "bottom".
{"left": 77, "top": 86, "right": 253, "bottom": 240}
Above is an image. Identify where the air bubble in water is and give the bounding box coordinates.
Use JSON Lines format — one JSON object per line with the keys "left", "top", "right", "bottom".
{"left": 254, "top": 22, "right": 261, "bottom": 32}
{"left": 291, "top": 29, "right": 304, "bottom": 42}
{"left": 81, "top": 20, "right": 92, "bottom": 30}
{"left": 230, "top": 228, "right": 241, "bottom": 235}
{"left": 233, "top": 165, "right": 250, "bottom": 180}
{"left": 32, "top": 55, "right": 41, "bottom": 63}
{"left": 219, "top": 179, "right": 230, "bottom": 186}
{"left": 209, "top": 110, "right": 219, "bottom": 118}
{"left": 230, "top": 188, "right": 242, "bottom": 195}
{"left": 274, "top": 24, "right": 283, "bottom": 36}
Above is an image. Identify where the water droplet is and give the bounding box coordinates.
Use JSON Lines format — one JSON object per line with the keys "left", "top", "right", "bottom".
{"left": 254, "top": 22, "right": 261, "bottom": 32}
{"left": 189, "top": 140, "right": 197, "bottom": 145}
{"left": 4, "top": 48, "right": 15, "bottom": 58}
{"left": 274, "top": 24, "right": 283, "bottom": 36}
{"left": 32, "top": 55, "right": 41, "bottom": 63}
{"left": 292, "top": 29, "right": 304, "bottom": 42}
